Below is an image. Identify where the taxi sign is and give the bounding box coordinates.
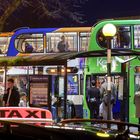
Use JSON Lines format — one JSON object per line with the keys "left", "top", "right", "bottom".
{"left": 0, "top": 107, "right": 53, "bottom": 124}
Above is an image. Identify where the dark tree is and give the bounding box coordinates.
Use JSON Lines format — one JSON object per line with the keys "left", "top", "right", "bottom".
{"left": 0, "top": 0, "right": 88, "bottom": 31}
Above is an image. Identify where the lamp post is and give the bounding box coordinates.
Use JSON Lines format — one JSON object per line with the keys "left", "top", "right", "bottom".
{"left": 102, "top": 23, "right": 116, "bottom": 124}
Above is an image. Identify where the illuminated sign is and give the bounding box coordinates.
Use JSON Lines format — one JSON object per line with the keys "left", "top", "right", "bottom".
{"left": 0, "top": 107, "right": 52, "bottom": 120}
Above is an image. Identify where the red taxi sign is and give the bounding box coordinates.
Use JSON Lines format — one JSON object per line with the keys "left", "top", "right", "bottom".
{"left": 0, "top": 107, "right": 53, "bottom": 124}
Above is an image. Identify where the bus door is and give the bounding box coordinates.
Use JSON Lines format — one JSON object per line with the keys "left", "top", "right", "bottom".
{"left": 52, "top": 74, "right": 77, "bottom": 122}
{"left": 85, "top": 74, "right": 127, "bottom": 121}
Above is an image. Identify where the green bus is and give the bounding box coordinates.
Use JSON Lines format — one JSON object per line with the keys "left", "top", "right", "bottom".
{"left": 83, "top": 19, "right": 140, "bottom": 123}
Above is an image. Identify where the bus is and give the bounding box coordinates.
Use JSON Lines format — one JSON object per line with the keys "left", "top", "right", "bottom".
{"left": 4, "top": 27, "right": 91, "bottom": 119}
{"left": 83, "top": 19, "right": 140, "bottom": 123}
{"left": 7, "top": 27, "right": 91, "bottom": 56}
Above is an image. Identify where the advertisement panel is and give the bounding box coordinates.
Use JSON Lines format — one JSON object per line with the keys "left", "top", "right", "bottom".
{"left": 29, "top": 75, "right": 49, "bottom": 106}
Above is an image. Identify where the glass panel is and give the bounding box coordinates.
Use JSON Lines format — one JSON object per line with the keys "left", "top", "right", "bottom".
{"left": 80, "top": 32, "right": 90, "bottom": 51}
{"left": 59, "top": 76, "right": 64, "bottom": 97}
{"left": 47, "top": 32, "right": 77, "bottom": 53}
{"left": 118, "top": 76, "right": 123, "bottom": 100}
{"left": 15, "top": 34, "right": 44, "bottom": 53}
{"left": 134, "top": 25, "right": 140, "bottom": 48}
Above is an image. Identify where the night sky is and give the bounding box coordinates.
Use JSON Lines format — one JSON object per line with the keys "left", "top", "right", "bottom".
{"left": 84, "top": 0, "right": 140, "bottom": 24}
{"left": 3, "top": 0, "right": 140, "bottom": 31}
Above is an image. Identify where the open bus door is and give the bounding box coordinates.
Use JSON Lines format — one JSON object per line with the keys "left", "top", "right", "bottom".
{"left": 85, "top": 73, "right": 128, "bottom": 121}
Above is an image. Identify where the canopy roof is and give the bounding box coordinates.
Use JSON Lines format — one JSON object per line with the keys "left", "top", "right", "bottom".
{"left": 0, "top": 49, "right": 140, "bottom": 66}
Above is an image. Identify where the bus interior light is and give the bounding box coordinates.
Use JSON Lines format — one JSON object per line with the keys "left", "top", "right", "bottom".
{"left": 61, "top": 69, "right": 64, "bottom": 73}
{"left": 50, "top": 69, "right": 56, "bottom": 73}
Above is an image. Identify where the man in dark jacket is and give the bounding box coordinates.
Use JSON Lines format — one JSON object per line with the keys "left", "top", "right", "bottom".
{"left": 86, "top": 80, "right": 100, "bottom": 119}
{"left": 3, "top": 78, "right": 20, "bottom": 107}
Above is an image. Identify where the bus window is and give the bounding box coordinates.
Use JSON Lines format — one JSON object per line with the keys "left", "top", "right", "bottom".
{"left": 15, "top": 34, "right": 44, "bottom": 53}
{"left": 134, "top": 25, "right": 140, "bottom": 48}
{"left": 80, "top": 32, "right": 90, "bottom": 51}
{"left": 47, "top": 32, "right": 78, "bottom": 53}
{"left": 116, "top": 26, "right": 131, "bottom": 49}
{"left": 0, "top": 37, "right": 10, "bottom": 54}
{"left": 67, "top": 34, "right": 77, "bottom": 52}
{"left": 47, "top": 33, "right": 62, "bottom": 52}
{"left": 97, "top": 26, "right": 131, "bottom": 49}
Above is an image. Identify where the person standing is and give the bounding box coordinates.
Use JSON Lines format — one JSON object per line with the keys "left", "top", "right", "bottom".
{"left": 3, "top": 78, "right": 20, "bottom": 107}
{"left": 86, "top": 80, "right": 100, "bottom": 119}
{"left": 100, "top": 76, "right": 117, "bottom": 120}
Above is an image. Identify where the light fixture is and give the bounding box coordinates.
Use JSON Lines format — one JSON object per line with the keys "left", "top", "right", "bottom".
{"left": 102, "top": 23, "right": 116, "bottom": 37}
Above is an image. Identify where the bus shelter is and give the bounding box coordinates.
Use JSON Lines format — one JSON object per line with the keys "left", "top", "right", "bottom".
{"left": 0, "top": 49, "right": 140, "bottom": 119}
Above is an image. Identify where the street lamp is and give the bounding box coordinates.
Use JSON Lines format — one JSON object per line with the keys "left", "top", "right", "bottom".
{"left": 102, "top": 23, "right": 116, "bottom": 123}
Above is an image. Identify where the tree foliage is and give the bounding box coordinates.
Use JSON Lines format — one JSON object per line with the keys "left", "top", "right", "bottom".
{"left": 0, "top": 0, "right": 88, "bottom": 31}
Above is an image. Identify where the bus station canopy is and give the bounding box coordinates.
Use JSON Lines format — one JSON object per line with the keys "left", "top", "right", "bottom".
{"left": 0, "top": 49, "right": 140, "bottom": 66}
